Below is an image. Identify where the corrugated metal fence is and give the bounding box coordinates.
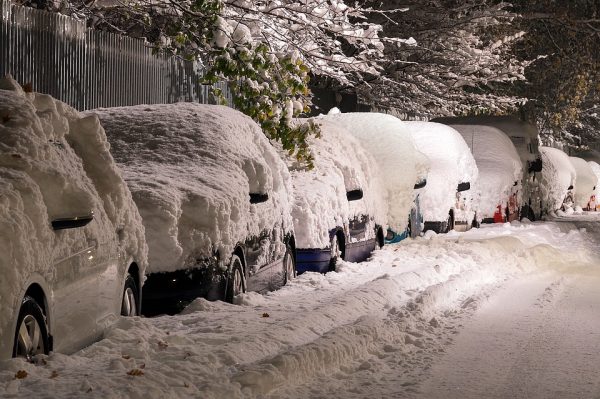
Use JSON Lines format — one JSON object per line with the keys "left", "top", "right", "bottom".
{"left": 0, "top": 0, "right": 232, "bottom": 110}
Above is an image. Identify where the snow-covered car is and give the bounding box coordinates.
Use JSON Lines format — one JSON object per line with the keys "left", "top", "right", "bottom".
{"left": 402, "top": 122, "right": 479, "bottom": 233}
{"left": 447, "top": 124, "right": 523, "bottom": 223}
{"left": 320, "top": 112, "right": 430, "bottom": 242}
{"left": 0, "top": 77, "right": 147, "bottom": 361}
{"left": 434, "top": 116, "right": 543, "bottom": 220}
{"left": 569, "top": 156, "right": 598, "bottom": 211}
{"left": 283, "top": 119, "right": 387, "bottom": 273}
{"left": 588, "top": 161, "right": 600, "bottom": 211}
{"left": 539, "top": 147, "right": 576, "bottom": 214}
{"left": 93, "top": 103, "right": 295, "bottom": 315}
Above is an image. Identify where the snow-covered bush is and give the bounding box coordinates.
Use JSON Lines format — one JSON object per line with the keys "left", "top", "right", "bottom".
{"left": 91, "top": 103, "right": 293, "bottom": 274}
{"left": 539, "top": 147, "right": 575, "bottom": 213}
{"left": 319, "top": 112, "right": 429, "bottom": 235}
{"left": 452, "top": 124, "right": 522, "bottom": 221}
{"left": 0, "top": 76, "right": 147, "bottom": 358}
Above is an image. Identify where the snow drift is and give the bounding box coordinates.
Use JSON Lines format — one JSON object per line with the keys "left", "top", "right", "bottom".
{"left": 91, "top": 103, "right": 293, "bottom": 274}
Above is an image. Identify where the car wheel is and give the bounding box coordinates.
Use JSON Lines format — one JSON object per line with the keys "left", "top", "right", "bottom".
{"left": 283, "top": 247, "right": 296, "bottom": 285}
{"left": 226, "top": 255, "right": 245, "bottom": 303}
{"left": 121, "top": 275, "right": 139, "bottom": 316}
{"left": 13, "top": 296, "right": 49, "bottom": 360}
{"left": 329, "top": 235, "right": 341, "bottom": 272}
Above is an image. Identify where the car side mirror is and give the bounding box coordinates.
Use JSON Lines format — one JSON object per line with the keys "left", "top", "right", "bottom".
{"left": 346, "top": 189, "right": 363, "bottom": 201}
{"left": 528, "top": 158, "right": 543, "bottom": 173}
{"left": 414, "top": 179, "right": 427, "bottom": 190}
{"left": 457, "top": 182, "right": 470, "bottom": 192}
{"left": 51, "top": 214, "right": 94, "bottom": 230}
{"left": 249, "top": 193, "right": 269, "bottom": 204}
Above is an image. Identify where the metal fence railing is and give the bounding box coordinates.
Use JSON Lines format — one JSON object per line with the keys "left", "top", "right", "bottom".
{"left": 0, "top": 0, "right": 232, "bottom": 111}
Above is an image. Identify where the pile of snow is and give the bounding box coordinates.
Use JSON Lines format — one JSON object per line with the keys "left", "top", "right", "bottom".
{"left": 283, "top": 119, "right": 387, "bottom": 249}
{"left": 404, "top": 122, "right": 479, "bottom": 223}
{"left": 0, "top": 76, "right": 147, "bottom": 357}
{"left": 451, "top": 124, "right": 522, "bottom": 219}
{"left": 539, "top": 147, "right": 576, "bottom": 213}
{"left": 91, "top": 103, "right": 293, "bottom": 273}
{"left": 319, "top": 112, "right": 429, "bottom": 233}
{"left": 569, "top": 156, "right": 598, "bottom": 209}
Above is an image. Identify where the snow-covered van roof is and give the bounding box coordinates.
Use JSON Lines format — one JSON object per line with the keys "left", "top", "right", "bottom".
{"left": 403, "top": 121, "right": 478, "bottom": 222}
{"left": 91, "top": 103, "right": 293, "bottom": 274}
{"left": 319, "top": 112, "right": 429, "bottom": 234}
{"left": 451, "top": 125, "right": 523, "bottom": 218}
{"left": 433, "top": 115, "right": 539, "bottom": 163}
{"left": 0, "top": 77, "right": 147, "bottom": 352}
{"left": 539, "top": 147, "right": 576, "bottom": 212}
{"left": 283, "top": 118, "right": 387, "bottom": 249}
{"left": 569, "top": 156, "right": 598, "bottom": 208}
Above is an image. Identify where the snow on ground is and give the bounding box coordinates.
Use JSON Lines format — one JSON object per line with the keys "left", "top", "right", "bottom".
{"left": 1, "top": 217, "right": 598, "bottom": 398}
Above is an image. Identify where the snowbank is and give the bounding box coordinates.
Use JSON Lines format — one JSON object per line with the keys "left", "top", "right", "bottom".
{"left": 0, "top": 76, "right": 147, "bottom": 357}
{"left": 405, "top": 122, "right": 479, "bottom": 223}
{"left": 539, "top": 147, "right": 576, "bottom": 213}
{"left": 569, "top": 156, "right": 598, "bottom": 208}
{"left": 319, "top": 112, "right": 429, "bottom": 234}
{"left": 91, "top": 103, "right": 293, "bottom": 274}
{"left": 452, "top": 125, "right": 522, "bottom": 219}
{"left": 283, "top": 119, "right": 387, "bottom": 249}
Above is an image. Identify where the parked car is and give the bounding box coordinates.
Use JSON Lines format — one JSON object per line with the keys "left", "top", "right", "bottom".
{"left": 93, "top": 103, "right": 295, "bottom": 316}
{"left": 539, "top": 147, "right": 576, "bottom": 213}
{"left": 321, "top": 112, "right": 430, "bottom": 242}
{"left": 282, "top": 119, "right": 387, "bottom": 273}
{"left": 402, "top": 121, "right": 479, "bottom": 233}
{"left": 569, "top": 156, "right": 598, "bottom": 210}
{"left": 446, "top": 124, "right": 523, "bottom": 224}
{"left": 0, "top": 77, "right": 147, "bottom": 361}
{"left": 434, "top": 116, "right": 543, "bottom": 220}
{"left": 588, "top": 161, "right": 600, "bottom": 211}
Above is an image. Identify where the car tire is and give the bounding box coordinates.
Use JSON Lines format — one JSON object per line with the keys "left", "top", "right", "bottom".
{"left": 446, "top": 211, "right": 455, "bottom": 233}
{"left": 283, "top": 247, "right": 296, "bottom": 285}
{"left": 225, "top": 255, "right": 245, "bottom": 303}
{"left": 121, "top": 275, "right": 139, "bottom": 316}
{"left": 13, "top": 296, "right": 50, "bottom": 360}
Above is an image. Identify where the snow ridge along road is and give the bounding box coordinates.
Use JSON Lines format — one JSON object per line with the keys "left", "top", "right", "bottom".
{"left": 0, "top": 219, "right": 597, "bottom": 398}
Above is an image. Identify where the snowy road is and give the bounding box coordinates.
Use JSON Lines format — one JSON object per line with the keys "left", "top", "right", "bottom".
{"left": 2, "top": 216, "right": 600, "bottom": 398}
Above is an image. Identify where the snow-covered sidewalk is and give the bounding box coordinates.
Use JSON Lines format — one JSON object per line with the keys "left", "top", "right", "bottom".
{"left": 1, "top": 220, "right": 597, "bottom": 399}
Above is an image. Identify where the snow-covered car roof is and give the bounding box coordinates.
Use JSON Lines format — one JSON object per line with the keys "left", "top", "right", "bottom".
{"left": 0, "top": 77, "right": 147, "bottom": 345}
{"left": 433, "top": 115, "right": 539, "bottom": 163}
{"left": 403, "top": 121, "right": 478, "bottom": 222}
{"left": 450, "top": 125, "right": 522, "bottom": 217}
{"left": 319, "top": 112, "right": 429, "bottom": 234}
{"left": 91, "top": 103, "right": 293, "bottom": 274}
{"left": 539, "top": 147, "right": 576, "bottom": 212}
{"left": 282, "top": 118, "right": 387, "bottom": 249}
{"left": 569, "top": 156, "right": 598, "bottom": 208}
